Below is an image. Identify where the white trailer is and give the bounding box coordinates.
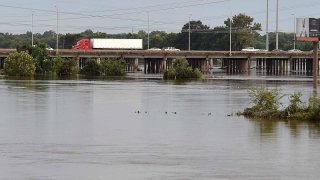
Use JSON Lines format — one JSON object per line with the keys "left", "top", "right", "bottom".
{"left": 91, "top": 39, "right": 143, "bottom": 49}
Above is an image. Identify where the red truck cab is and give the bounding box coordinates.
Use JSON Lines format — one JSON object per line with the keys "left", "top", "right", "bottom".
{"left": 72, "top": 39, "right": 91, "bottom": 49}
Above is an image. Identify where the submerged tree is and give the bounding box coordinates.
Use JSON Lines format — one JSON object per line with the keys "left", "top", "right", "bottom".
{"left": 4, "top": 51, "right": 36, "bottom": 76}
{"left": 163, "top": 57, "right": 202, "bottom": 80}
{"left": 53, "top": 56, "right": 78, "bottom": 76}
{"left": 100, "top": 59, "right": 126, "bottom": 76}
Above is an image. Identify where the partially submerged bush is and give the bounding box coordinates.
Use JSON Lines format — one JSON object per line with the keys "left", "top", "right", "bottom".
{"left": 17, "top": 42, "right": 51, "bottom": 74}
{"left": 239, "top": 87, "right": 320, "bottom": 121}
{"left": 307, "top": 95, "right": 320, "bottom": 120}
{"left": 80, "top": 59, "right": 102, "bottom": 76}
{"left": 100, "top": 59, "right": 126, "bottom": 76}
{"left": 163, "top": 57, "right": 202, "bottom": 80}
{"left": 243, "top": 86, "right": 283, "bottom": 116}
{"left": 53, "top": 56, "right": 78, "bottom": 76}
{"left": 284, "top": 92, "right": 305, "bottom": 115}
{"left": 4, "top": 51, "right": 36, "bottom": 76}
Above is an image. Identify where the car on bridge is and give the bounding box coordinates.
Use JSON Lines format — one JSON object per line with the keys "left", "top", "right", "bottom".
{"left": 241, "top": 47, "right": 258, "bottom": 51}
{"left": 46, "top": 47, "right": 54, "bottom": 51}
{"left": 162, "top": 47, "right": 180, "bottom": 51}
{"left": 288, "top": 49, "right": 303, "bottom": 53}
{"left": 148, "top": 47, "right": 161, "bottom": 51}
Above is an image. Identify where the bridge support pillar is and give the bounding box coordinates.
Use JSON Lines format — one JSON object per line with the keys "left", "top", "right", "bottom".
{"left": 201, "top": 58, "right": 210, "bottom": 74}
{"left": 134, "top": 58, "right": 139, "bottom": 72}
{"left": 161, "top": 57, "right": 167, "bottom": 72}
{"left": 0, "top": 57, "right": 5, "bottom": 69}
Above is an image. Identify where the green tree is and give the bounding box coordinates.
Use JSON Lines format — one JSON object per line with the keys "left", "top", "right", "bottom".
{"left": 53, "top": 57, "right": 78, "bottom": 75}
{"left": 80, "top": 59, "right": 102, "bottom": 76}
{"left": 4, "top": 51, "right": 36, "bottom": 76}
{"left": 100, "top": 59, "right": 126, "bottom": 76}
{"left": 17, "top": 42, "right": 51, "bottom": 74}
{"left": 181, "top": 20, "right": 210, "bottom": 31}
{"left": 224, "top": 13, "right": 262, "bottom": 50}
{"left": 164, "top": 57, "right": 202, "bottom": 79}
{"left": 176, "top": 20, "right": 210, "bottom": 50}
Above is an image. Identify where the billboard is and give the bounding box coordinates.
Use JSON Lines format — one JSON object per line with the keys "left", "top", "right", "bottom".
{"left": 296, "top": 18, "right": 320, "bottom": 41}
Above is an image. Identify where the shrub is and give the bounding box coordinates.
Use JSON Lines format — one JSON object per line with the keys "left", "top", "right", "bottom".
{"left": 4, "top": 51, "right": 36, "bottom": 76}
{"left": 239, "top": 88, "right": 320, "bottom": 121}
{"left": 164, "top": 68, "right": 177, "bottom": 79}
{"left": 248, "top": 86, "right": 282, "bottom": 112}
{"left": 284, "top": 92, "right": 305, "bottom": 115}
{"left": 241, "top": 86, "right": 283, "bottom": 118}
{"left": 163, "top": 57, "right": 202, "bottom": 80}
{"left": 307, "top": 95, "right": 320, "bottom": 120}
{"left": 193, "top": 68, "right": 202, "bottom": 79}
{"left": 80, "top": 59, "right": 102, "bottom": 76}
{"left": 17, "top": 42, "right": 51, "bottom": 74}
{"left": 53, "top": 56, "right": 79, "bottom": 75}
{"left": 100, "top": 59, "right": 126, "bottom": 76}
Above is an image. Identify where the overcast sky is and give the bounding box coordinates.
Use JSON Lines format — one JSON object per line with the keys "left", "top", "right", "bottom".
{"left": 0, "top": 0, "right": 319, "bottom": 34}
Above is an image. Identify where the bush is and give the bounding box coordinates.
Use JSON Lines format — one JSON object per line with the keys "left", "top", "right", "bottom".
{"left": 80, "top": 59, "right": 102, "bottom": 76}
{"left": 164, "top": 68, "right": 177, "bottom": 79}
{"left": 241, "top": 87, "right": 283, "bottom": 118}
{"left": 100, "top": 59, "right": 126, "bottom": 76}
{"left": 4, "top": 51, "right": 36, "bottom": 76}
{"left": 284, "top": 92, "right": 305, "bottom": 115}
{"left": 163, "top": 57, "right": 202, "bottom": 80}
{"left": 53, "top": 56, "right": 79, "bottom": 76}
{"left": 193, "top": 68, "right": 202, "bottom": 79}
{"left": 239, "top": 87, "right": 320, "bottom": 121}
{"left": 307, "top": 95, "right": 320, "bottom": 120}
{"left": 17, "top": 42, "right": 51, "bottom": 74}
{"left": 248, "top": 86, "right": 282, "bottom": 112}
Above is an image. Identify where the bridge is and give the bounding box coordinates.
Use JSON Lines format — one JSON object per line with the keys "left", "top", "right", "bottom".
{"left": 0, "top": 49, "right": 317, "bottom": 75}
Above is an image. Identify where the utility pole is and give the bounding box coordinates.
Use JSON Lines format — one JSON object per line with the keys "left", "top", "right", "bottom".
{"left": 276, "top": 0, "right": 279, "bottom": 49}
{"left": 32, "top": 11, "right": 34, "bottom": 47}
{"left": 189, "top": 15, "right": 191, "bottom": 51}
{"left": 147, "top": 12, "right": 150, "bottom": 49}
{"left": 229, "top": 16, "right": 232, "bottom": 56}
{"left": 266, "top": 0, "right": 269, "bottom": 51}
{"left": 313, "top": 41, "right": 318, "bottom": 95}
{"left": 292, "top": 14, "right": 296, "bottom": 49}
{"left": 56, "top": 6, "right": 59, "bottom": 54}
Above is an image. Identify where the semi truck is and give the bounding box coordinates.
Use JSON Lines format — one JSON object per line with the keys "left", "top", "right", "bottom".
{"left": 72, "top": 38, "right": 143, "bottom": 50}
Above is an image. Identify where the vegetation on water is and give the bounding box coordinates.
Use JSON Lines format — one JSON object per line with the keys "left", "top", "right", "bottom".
{"left": 80, "top": 59, "right": 102, "bottom": 76}
{"left": 17, "top": 42, "right": 51, "bottom": 74}
{"left": 4, "top": 51, "right": 36, "bottom": 76}
{"left": 163, "top": 57, "right": 202, "bottom": 80}
{"left": 80, "top": 58, "right": 126, "bottom": 76}
{"left": 52, "top": 56, "right": 79, "bottom": 76}
{"left": 5, "top": 42, "right": 126, "bottom": 77}
{"left": 100, "top": 59, "right": 126, "bottom": 76}
{"left": 238, "top": 87, "right": 320, "bottom": 121}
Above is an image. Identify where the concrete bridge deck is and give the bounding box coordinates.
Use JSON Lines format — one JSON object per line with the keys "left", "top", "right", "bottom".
{"left": 0, "top": 48, "right": 314, "bottom": 59}
{"left": 50, "top": 49, "right": 313, "bottom": 59}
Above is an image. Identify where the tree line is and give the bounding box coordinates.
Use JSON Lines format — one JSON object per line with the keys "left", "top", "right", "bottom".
{"left": 0, "top": 13, "right": 313, "bottom": 51}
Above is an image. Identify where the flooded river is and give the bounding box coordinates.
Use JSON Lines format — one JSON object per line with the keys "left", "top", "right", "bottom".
{"left": 0, "top": 78, "right": 320, "bottom": 179}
